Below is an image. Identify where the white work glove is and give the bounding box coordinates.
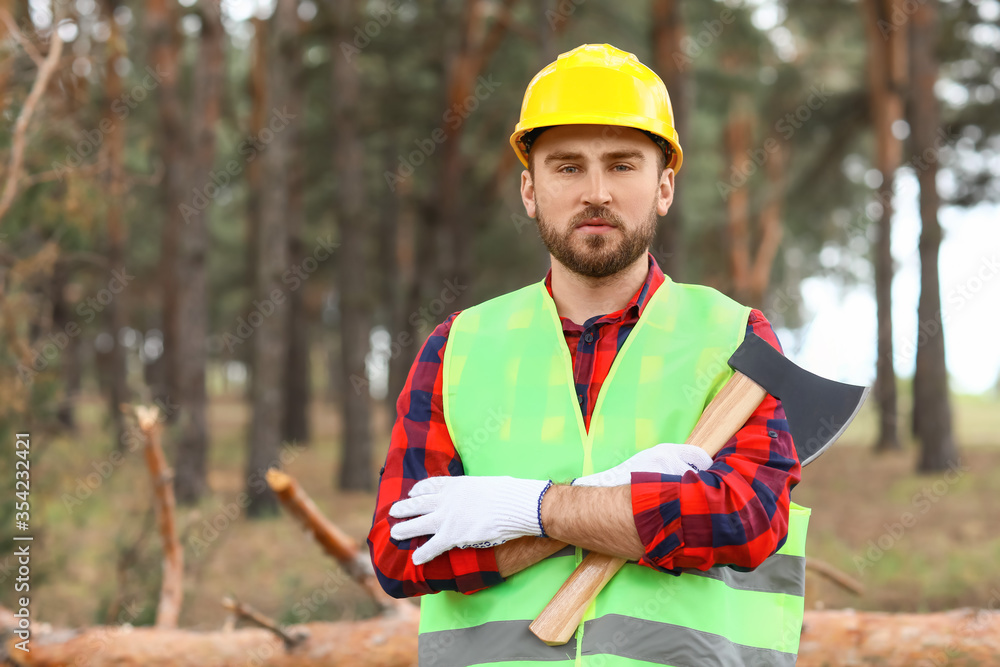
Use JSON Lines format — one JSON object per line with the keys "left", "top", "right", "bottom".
{"left": 571, "top": 443, "right": 713, "bottom": 487}
{"left": 389, "top": 475, "right": 551, "bottom": 566}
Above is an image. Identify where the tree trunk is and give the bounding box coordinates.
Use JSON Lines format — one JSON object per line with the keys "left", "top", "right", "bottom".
{"left": 651, "top": 0, "right": 688, "bottom": 279}
{"left": 747, "top": 142, "right": 785, "bottom": 307}
{"left": 52, "top": 262, "right": 81, "bottom": 431}
{"left": 723, "top": 94, "right": 754, "bottom": 303}
{"left": 281, "top": 14, "right": 310, "bottom": 446}
{"left": 246, "top": 0, "right": 296, "bottom": 516}
{"left": 102, "top": 0, "right": 129, "bottom": 451}
{"left": 863, "top": 0, "right": 906, "bottom": 453}
{"left": 174, "top": 0, "right": 224, "bottom": 505}
{"left": 537, "top": 0, "right": 557, "bottom": 62}
{"left": 433, "top": 0, "right": 517, "bottom": 293}
{"left": 147, "top": 0, "right": 184, "bottom": 421}
{"left": 909, "top": 0, "right": 958, "bottom": 473}
{"left": 377, "top": 137, "right": 403, "bottom": 407}
{"left": 332, "top": 0, "right": 373, "bottom": 492}
{"left": 243, "top": 15, "right": 267, "bottom": 391}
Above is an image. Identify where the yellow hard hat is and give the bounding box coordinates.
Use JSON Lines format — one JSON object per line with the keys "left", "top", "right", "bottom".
{"left": 510, "top": 43, "right": 683, "bottom": 173}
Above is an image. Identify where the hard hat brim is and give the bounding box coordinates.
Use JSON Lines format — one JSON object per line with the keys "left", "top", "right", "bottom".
{"left": 509, "top": 114, "right": 683, "bottom": 173}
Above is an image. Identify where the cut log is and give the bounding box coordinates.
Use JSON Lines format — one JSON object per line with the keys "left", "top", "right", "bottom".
{"left": 798, "top": 608, "right": 1000, "bottom": 665}
{"left": 3, "top": 615, "right": 418, "bottom": 667}
{"left": 6, "top": 608, "right": 1000, "bottom": 666}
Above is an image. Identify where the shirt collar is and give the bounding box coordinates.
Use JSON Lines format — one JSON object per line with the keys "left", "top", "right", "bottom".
{"left": 543, "top": 252, "right": 666, "bottom": 322}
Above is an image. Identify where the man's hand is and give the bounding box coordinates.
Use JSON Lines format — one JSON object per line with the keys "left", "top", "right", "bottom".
{"left": 389, "top": 476, "right": 551, "bottom": 566}
{"left": 571, "top": 443, "right": 712, "bottom": 487}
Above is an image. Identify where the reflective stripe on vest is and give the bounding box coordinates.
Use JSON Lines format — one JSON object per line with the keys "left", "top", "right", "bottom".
{"left": 420, "top": 277, "right": 810, "bottom": 666}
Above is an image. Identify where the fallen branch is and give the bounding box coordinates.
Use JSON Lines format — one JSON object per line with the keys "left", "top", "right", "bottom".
{"left": 806, "top": 557, "right": 866, "bottom": 597}
{"left": 221, "top": 597, "right": 309, "bottom": 649}
{"left": 134, "top": 405, "right": 184, "bottom": 628}
{"left": 266, "top": 469, "right": 414, "bottom": 618}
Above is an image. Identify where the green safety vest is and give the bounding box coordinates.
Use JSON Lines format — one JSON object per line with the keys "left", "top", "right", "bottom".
{"left": 419, "top": 276, "right": 810, "bottom": 667}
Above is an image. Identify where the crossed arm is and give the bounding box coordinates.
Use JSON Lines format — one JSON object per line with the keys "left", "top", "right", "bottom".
{"left": 367, "top": 310, "right": 800, "bottom": 599}
{"left": 496, "top": 486, "right": 643, "bottom": 577}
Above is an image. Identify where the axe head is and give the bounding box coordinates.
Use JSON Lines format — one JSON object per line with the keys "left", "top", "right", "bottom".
{"left": 728, "top": 333, "right": 870, "bottom": 466}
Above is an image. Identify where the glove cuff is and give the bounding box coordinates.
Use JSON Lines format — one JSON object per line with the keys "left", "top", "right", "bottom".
{"left": 675, "top": 444, "right": 714, "bottom": 472}
{"left": 495, "top": 477, "right": 552, "bottom": 538}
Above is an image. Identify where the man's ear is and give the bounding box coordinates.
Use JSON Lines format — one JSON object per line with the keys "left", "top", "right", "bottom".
{"left": 657, "top": 168, "right": 675, "bottom": 217}
{"left": 520, "top": 170, "right": 537, "bottom": 218}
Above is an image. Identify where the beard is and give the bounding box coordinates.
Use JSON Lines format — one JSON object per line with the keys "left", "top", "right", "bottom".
{"left": 536, "top": 198, "right": 659, "bottom": 279}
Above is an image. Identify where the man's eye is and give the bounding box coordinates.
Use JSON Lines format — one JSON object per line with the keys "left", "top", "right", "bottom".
{"left": 613, "top": 164, "right": 633, "bottom": 172}
{"left": 559, "top": 166, "right": 579, "bottom": 174}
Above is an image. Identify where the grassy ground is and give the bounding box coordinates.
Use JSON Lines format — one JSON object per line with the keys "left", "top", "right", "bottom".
{"left": 15, "top": 389, "right": 1000, "bottom": 630}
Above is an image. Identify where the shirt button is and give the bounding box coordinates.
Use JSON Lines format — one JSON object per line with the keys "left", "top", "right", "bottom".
{"left": 578, "top": 394, "right": 584, "bottom": 404}
{"left": 584, "top": 333, "right": 594, "bottom": 343}
{"left": 768, "top": 430, "right": 778, "bottom": 438}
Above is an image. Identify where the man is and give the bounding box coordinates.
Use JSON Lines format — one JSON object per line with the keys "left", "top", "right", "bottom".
{"left": 369, "top": 44, "right": 809, "bottom": 666}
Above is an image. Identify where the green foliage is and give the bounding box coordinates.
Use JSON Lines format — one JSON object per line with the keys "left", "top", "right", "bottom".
{"left": 0, "top": 261, "right": 60, "bottom": 608}
{"left": 3, "top": 0, "right": 996, "bottom": 350}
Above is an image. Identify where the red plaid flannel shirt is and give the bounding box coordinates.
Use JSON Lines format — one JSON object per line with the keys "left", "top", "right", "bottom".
{"left": 368, "top": 255, "right": 801, "bottom": 598}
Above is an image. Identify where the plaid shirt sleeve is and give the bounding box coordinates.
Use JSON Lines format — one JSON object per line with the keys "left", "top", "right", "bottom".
{"left": 630, "top": 309, "right": 802, "bottom": 574}
{"left": 367, "top": 313, "right": 505, "bottom": 599}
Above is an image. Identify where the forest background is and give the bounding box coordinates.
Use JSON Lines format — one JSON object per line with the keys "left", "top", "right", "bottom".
{"left": 1, "top": 0, "right": 999, "bottom": 638}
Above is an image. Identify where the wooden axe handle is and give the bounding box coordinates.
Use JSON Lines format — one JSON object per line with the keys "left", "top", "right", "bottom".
{"left": 529, "top": 371, "right": 767, "bottom": 646}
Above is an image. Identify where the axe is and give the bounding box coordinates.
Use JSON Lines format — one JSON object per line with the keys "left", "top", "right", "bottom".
{"left": 529, "top": 332, "right": 869, "bottom": 646}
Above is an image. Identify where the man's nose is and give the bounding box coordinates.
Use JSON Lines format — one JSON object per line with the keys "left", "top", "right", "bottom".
{"left": 582, "top": 170, "right": 612, "bottom": 207}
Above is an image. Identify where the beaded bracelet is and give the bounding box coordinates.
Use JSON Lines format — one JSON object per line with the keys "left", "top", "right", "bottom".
{"left": 537, "top": 480, "right": 554, "bottom": 538}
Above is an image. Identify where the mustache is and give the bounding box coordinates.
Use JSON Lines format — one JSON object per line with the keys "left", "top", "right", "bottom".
{"left": 570, "top": 207, "right": 625, "bottom": 229}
